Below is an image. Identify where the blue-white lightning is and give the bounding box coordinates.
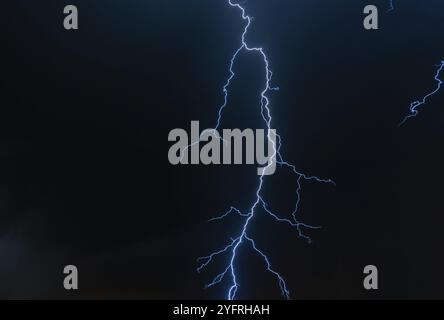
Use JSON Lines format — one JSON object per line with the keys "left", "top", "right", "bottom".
{"left": 195, "top": 0, "right": 334, "bottom": 300}
{"left": 399, "top": 60, "right": 444, "bottom": 126}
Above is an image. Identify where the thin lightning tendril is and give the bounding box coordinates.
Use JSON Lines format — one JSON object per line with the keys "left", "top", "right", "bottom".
{"left": 387, "top": 0, "right": 394, "bottom": 13}
{"left": 195, "top": 0, "right": 334, "bottom": 300}
{"left": 399, "top": 60, "right": 444, "bottom": 126}
{"left": 386, "top": 1, "right": 444, "bottom": 125}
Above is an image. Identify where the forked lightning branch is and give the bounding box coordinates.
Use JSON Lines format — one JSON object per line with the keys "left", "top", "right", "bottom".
{"left": 167, "top": 0, "right": 334, "bottom": 300}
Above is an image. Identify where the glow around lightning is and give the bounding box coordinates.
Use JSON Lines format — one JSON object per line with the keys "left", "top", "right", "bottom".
{"left": 196, "top": 0, "right": 334, "bottom": 300}
{"left": 399, "top": 60, "right": 444, "bottom": 126}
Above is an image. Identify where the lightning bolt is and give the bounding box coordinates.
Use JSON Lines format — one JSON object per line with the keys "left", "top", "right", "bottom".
{"left": 194, "top": 0, "right": 334, "bottom": 300}
{"left": 399, "top": 60, "right": 444, "bottom": 126}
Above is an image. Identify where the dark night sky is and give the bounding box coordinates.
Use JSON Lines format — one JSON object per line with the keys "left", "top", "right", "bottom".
{"left": 1, "top": 0, "right": 444, "bottom": 299}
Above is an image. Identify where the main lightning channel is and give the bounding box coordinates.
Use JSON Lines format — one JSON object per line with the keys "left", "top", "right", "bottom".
{"left": 399, "top": 60, "right": 444, "bottom": 126}
{"left": 196, "top": 0, "right": 334, "bottom": 300}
